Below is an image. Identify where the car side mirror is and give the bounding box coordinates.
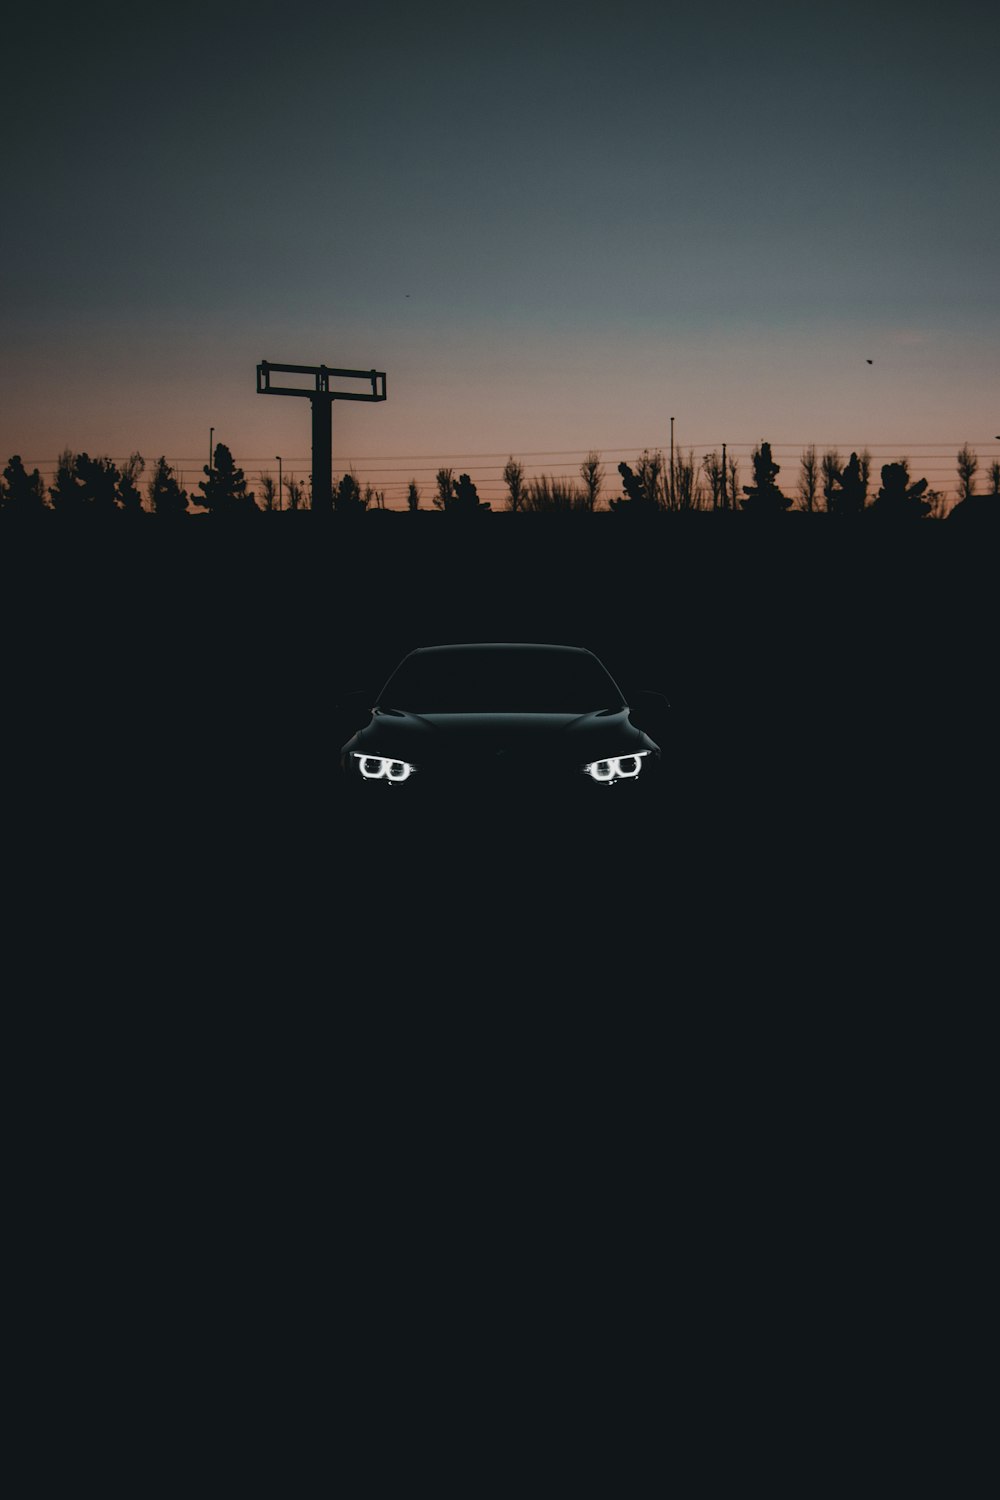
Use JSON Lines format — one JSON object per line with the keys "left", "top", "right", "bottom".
{"left": 333, "top": 689, "right": 375, "bottom": 742}
{"left": 626, "top": 689, "right": 671, "bottom": 736}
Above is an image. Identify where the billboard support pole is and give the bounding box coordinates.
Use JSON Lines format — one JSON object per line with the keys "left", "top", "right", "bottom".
{"left": 256, "top": 360, "right": 387, "bottom": 512}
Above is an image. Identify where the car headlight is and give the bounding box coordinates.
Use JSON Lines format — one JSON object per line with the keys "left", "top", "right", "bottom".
{"left": 582, "top": 751, "right": 648, "bottom": 783}
{"left": 352, "top": 753, "right": 415, "bottom": 782}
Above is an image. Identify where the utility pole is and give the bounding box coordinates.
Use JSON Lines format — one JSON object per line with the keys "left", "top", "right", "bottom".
{"left": 256, "top": 361, "right": 387, "bottom": 511}
{"left": 669, "top": 416, "right": 675, "bottom": 509}
{"left": 276, "top": 456, "right": 283, "bottom": 511}
{"left": 209, "top": 427, "right": 214, "bottom": 473}
{"left": 722, "top": 442, "right": 727, "bottom": 510}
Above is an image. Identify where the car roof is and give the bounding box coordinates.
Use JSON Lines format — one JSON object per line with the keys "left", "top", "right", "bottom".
{"left": 407, "top": 642, "right": 595, "bottom": 656}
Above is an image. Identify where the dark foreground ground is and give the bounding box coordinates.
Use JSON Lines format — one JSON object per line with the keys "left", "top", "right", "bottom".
{"left": 2, "top": 513, "right": 994, "bottom": 1457}
{"left": 3, "top": 510, "right": 993, "bottom": 1018}
{"left": 4, "top": 512, "right": 993, "bottom": 957}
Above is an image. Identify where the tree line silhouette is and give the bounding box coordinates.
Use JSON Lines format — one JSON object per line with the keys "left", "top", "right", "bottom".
{"left": 2, "top": 441, "right": 997, "bottom": 519}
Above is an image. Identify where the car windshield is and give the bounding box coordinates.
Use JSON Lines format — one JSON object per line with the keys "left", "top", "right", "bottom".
{"left": 377, "top": 646, "right": 625, "bottom": 714}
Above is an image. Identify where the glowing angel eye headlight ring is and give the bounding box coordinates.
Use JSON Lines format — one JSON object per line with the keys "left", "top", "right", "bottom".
{"left": 583, "top": 751, "right": 648, "bottom": 783}
{"left": 353, "top": 753, "right": 414, "bottom": 782}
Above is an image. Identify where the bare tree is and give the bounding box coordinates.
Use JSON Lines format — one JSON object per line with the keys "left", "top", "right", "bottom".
{"left": 702, "top": 451, "right": 725, "bottom": 510}
{"left": 525, "top": 475, "right": 586, "bottom": 511}
{"left": 821, "top": 450, "right": 842, "bottom": 511}
{"left": 797, "top": 446, "right": 818, "bottom": 512}
{"left": 502, "top": 456, "right": 527, "bottom": 512}
{"left": 989, "top": 461, "right": 1000, "bottom": 496}
{"left": 434, "top": 467, "right": 454, "bottom": 510}
{"left": 406, "top": 479, "right": 420, "bottom": 511}
{"left": 363, "top": 482, "right": 386, "bottom": 510}
{"left": 579, "top": 451, "right": 604, "bottom": 511}
{"left": 956, "top": 444, "right": 978, "bottom": 502}
{"left": 285, "top": 474, "right": 308, "bottom": 511}
{"left": 258, "top": 473, "right": 278, "bottom": 511}
{"left": 671, "top": 448, "right": 703, "bottom": 511}
{"left": 726, "top": 454, "right": 740, "bottom": 511}
{"left": 637, "top": 449, "right": 666, "bottom": 508}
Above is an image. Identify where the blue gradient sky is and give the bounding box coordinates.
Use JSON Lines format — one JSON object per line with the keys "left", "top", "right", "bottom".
{"left": 3, "top": 0, "right": 997, "bottom": 503}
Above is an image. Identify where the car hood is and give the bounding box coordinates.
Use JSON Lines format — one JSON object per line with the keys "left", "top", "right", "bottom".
{"left": 345, "top": 707, "right": 650, "bottom": 764}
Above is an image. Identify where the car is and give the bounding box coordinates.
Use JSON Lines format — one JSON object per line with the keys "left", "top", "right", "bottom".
{"left": 337, "top": 642, "right": 667, "bottom": 800}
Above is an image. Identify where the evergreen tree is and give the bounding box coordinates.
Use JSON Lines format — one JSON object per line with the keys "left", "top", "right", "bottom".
{"left": 870, "top": 461, "right": 930, "bottom": 518}
{"left": 2, "top": 455, "right": 46, "bottom": 513}
{"left": 447, "top": 473, "right": 489, "bottom": 511}
{"left": 195, "top": 443, "right": 256, "bottom": 513}
{"left": 741, "top": 442, "right": 790, "bottom": 514}
{"left": 406, "top": 480, "right": 420, "bottom": 512}
{"left": 829, "top": 451, "right": 867, "bottom": 515}
{"left": 74, "top": 453, "right": 120, "bottom": 514}
{"left": 117, "top": 452, "right": 145, "bottom": 513}
{"left": 148, "top": 456, "right": 189, "bottom": 516}
{"left": 610, "top": 460, "right": 658, "bottom": 511}
{"left": 48, "top": 450, "right": 84, "bottom": 512}
{"left": 333, "top": 472, "right": 365, "bottom": 513}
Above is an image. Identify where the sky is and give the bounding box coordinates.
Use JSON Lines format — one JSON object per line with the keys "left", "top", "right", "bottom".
{"left": 3, "top": 0, "right": 998, "bottom": 505}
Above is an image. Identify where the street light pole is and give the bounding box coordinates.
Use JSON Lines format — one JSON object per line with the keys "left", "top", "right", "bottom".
{"left": 209, "top": 427, "right": 214, "bottom": 473}
{"left": 276, "top": 456, "right": 282, "bottom": 511}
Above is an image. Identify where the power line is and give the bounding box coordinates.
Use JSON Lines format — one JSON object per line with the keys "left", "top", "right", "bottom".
{"left": 13, "top": 441, "right": 1000, "bottom": 465}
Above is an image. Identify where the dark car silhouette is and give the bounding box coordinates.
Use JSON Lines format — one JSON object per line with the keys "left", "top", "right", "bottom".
{"left": 338, "top": 643, "right": 666, "bottom": 798}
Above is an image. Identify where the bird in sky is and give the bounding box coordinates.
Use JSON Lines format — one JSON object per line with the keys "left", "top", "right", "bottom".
{"left": 866, "top": 358, "right": 873, "bottom": 364}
